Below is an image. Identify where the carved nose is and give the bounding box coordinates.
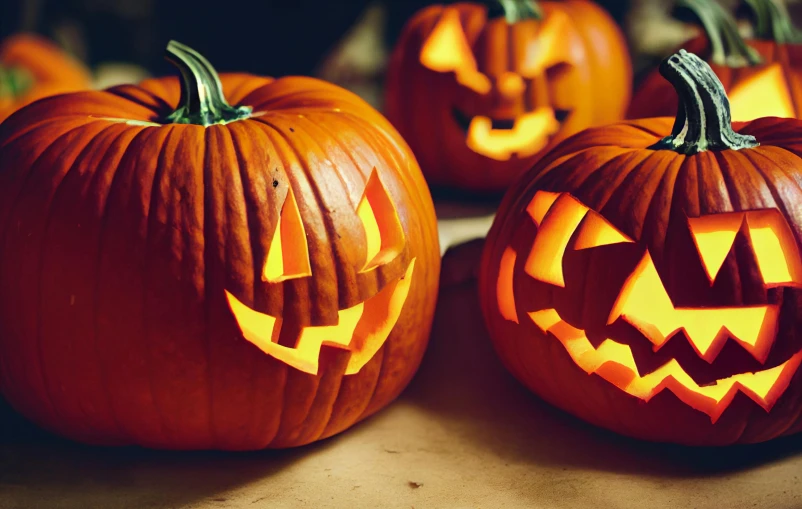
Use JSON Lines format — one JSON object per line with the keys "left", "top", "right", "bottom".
{"left": 498, "top": 72, "right": 525, "bottom": 100}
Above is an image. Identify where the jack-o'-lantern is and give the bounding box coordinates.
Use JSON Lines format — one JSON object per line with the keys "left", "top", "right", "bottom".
{"left": 628, "top": 0, "right": 802, "bottom": 121}
{"left": 385, "top": 0, "right": 632, "bottom": 193}
{"left": 0, "top": 33, "right": 92, "bottom": 123}
{"left": 480, "top": 49, "right": 802, "bottom": 445}
{"left": 0, "top": 41, "right": 440, "bottom": 450}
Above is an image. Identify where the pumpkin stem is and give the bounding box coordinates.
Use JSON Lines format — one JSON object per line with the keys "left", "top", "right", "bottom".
{"left": 163, "top": 40, "right": 252, "bottom": 127}
{"left": 0, "top": 64, "right": 34, "bottom": 100}
{"left": 743, "top": 0, "right": 802, "bottom": 44}
{"left": 675, "top": 0, "right": 761, "bottom": 67}
{"left": 650, "top": 50, "right": 759, "bottom": 154}
{"left": 487, "top": 0, "right": 542, "bottom": 23}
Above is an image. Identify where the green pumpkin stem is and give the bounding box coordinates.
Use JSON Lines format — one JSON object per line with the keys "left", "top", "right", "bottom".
{"left": 676, "top": 0, "right": 762, "bottom": 67}
{"left": 163, "top": 40, "right": 252, "bottom": 126}
{"left": 743, "top": 0, "right": 802, "bottom": 44}
{"left": 650, "top": 50, "right": 759, "bottom": 154}
{"left": 0, "top": 64, "right": 34, "bottom": 100}
{"left": 486, "top": 0, "right": 542, "bottom": 23}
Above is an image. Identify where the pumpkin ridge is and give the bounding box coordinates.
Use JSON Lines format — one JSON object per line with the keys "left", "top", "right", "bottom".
{"left": 50, "top": 122, "right": 140, "bottom": 443}
{"left": 577, "top": 150, "right": 656, "bottom": 216}
{"left": 323, "top": 344, "right": 384, "bottom": 437}
{"left": 140, "top": 125, "right": 183, "bottom": 446}
{"left": 255, "top": 116, "right": 350, "bottom": 320}
{"left": 201, "top": 125, "right": 226, "bottom": 448}
{"left": 89, "top": 124, "right": 145, "bottom": 445}
{"left": 224, "top": 121, "right": 264, "bottom": 448}
{"left": 34, "top": 121, "right": 112, "bottom": 438}
{"left": 0, "top": 121, "right": 91, "bottom": 255}
{"left": 740, "top": 148, "right": 802, "bottom": 243}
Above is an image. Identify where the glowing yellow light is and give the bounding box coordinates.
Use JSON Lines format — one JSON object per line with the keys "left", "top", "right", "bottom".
{"left": 226, "top": 259, "right": 415, "bottom": 375}
{"left": 466, "top": 107, "right": 559, "bottom": 161}
{"left": 357, "top": 168, "right": 406, "bottom": 273}
{"left": 574, "top": 211, "right": 634, "bottom": 250}
{"left": 687, "top": 212, "right": 742, "bottom": 282}
{"left": 498, "top": 246, "right": 519, "bottom": 323}
{"left": 530, "top": 308, "right": 802, "bottom": 422}
{"left": 608, "top": 252, "right": 779, "bottom": 363}
{"left": 525, "top": 193, "right": 589, "bottom": 287}
{"left": 526, "top": 190, "right": 560, "bottom": 227}
{"left": 746, "top": 209, "right": 802, "bottom": 287}
{"left": 518, "top": 9, "right": 571, "bottom": 77}
{"left": 420, "top": 7, "right": 491, "bottom": 94}
{"left": 729, "top": 63, "right": 795, "bottom": 121}
{"left": 263, "top": 186, "right": 312, "bottom": 283}
{"left": 687, "top": 209, "right": 802, "bottom": 287}
{"left": 498, "top": 72, "right": 525, "bottom": 98}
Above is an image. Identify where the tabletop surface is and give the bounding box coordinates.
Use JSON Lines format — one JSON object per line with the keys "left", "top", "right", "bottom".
{"left": 2, "top": 216, "right": 802, "bottom": 509}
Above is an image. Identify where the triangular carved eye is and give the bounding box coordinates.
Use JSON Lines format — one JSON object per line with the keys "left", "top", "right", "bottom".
{"left": 420, "top": 7, "right": 491, "bottom": 94}
{"left": 356, "top": 168, "right": 405, "bottom": 273}
{"left": 263, "top": 186, "right": 312, "bottom": 283}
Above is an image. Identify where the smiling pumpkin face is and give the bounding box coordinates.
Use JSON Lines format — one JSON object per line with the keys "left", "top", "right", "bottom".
{"left": 225, "top": 168, "right": 416, "bottom": 376}
{"left": 0, "top": 41, "right": 441, "bottom": 451}
{"left": 385, "top": 0, "right": 632, "bottom": 193}
{"left": 480, "top": 50, "right": 802, "bottom": 445}
{"left": 514, "top": 191, "right": 802, "bottom": 423}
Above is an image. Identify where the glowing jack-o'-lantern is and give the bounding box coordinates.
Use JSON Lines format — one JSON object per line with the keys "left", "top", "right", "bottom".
{"left": 224, "top": 168, "right": 416, "bottom": 376}
{"left": 0, "top": 41, "right": 440, "bottom": 450}
{"left": 385, "top": 0, "right": 632, "bottom": 193}
{"left": 629, "top": 0, "right": 802, "bottom": 121}
{"left": 480, "top": 49, "right": 802, "bottom": 445}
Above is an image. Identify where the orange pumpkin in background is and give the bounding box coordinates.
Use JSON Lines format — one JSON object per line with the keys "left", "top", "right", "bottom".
{"left": 0, "top": 41, "right": 440, "bottom": 450}
{"left": 628, "top": 0, "right": 802, "bottom": 121}
{"left": 385, "top": 0, "right": 632, "bottom": 194}
{"left": 0, "top": 33, "right": 92, "bottom": 122}
{"left": 480, "top": 49, "right": 802, "bottom": 446}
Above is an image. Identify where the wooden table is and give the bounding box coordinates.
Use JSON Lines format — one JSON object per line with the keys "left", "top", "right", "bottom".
{"left": 2, "top": 212, "right": 802, "bottom": 509}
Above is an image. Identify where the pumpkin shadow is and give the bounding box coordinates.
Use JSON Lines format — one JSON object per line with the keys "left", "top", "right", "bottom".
{"left": 403, "top": 239, "right": 802, "bottom": 478}
{"left": 0, "top": 396, "right": 332, "bottom": 508}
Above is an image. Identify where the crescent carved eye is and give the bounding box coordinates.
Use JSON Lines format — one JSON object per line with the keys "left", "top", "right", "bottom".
{"left": 357, "top": 168, "right": 406, "bottom": 273}
{"left": 263, "top": 186, "right": 312, "bottom": 283}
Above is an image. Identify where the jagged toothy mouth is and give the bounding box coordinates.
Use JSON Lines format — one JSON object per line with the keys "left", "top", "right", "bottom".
{"left": 225, "top": 260, "right": 416, "bottom": 376}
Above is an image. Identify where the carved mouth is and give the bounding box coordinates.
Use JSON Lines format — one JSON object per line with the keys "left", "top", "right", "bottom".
{"left": 452, "top": 107, "right": 570, "bottom": 131}
{"left": 452, "top": 107, "right": 571, "bottom": 161}
{"left": 225, "top": 259, "right": 415, "bottom": 376}
{"left": 530, "top": 308, "right": 802, "bottom": 423}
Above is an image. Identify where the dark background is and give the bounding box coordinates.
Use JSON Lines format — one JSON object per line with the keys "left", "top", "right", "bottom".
{"left": 1, "top": 0, "right": 801, "bottom": 108}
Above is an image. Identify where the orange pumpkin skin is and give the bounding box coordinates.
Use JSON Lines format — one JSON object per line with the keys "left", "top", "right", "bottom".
{"left": 0, "top": 45, "right": 440, "bottom": 450}
{"left": 628, "top": 38, "right": 802, "bottom": 121}
{"left": 479, "top": 51, "right": 802, "bottom": 446}
{"left": 628, "top": 0, "right": 802, "bottom": 121}
{"left": 0, "top": 33, "right": 92, "bottom": 122}
{"left": 384, "top": 0, "right": 632, "bottom": 194}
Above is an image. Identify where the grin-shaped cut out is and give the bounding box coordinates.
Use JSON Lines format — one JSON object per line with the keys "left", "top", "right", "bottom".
{"left": 418, "top": 5, "right": 578, "bottom": 162}
{"left": 497, "top": 190, "right": 802, "bottom": 421}
{"left": 226, "top": 168, "right": 415, "bottom": 375}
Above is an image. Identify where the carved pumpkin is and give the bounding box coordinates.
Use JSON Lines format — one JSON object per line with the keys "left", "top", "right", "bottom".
{"left": 0, "top": 41, "right": 440, "bottom": 450}
{"left": 628, "top": 0, "right": 802, "bottom": 121}
{"left": 479, "top": 49, "right": 802, "bottom": 445}
{"left": 0, "top": 33, "right": 92, "bottom": 123}
{"left": 384, "top": 0, "right": 632, "bottom": 193}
